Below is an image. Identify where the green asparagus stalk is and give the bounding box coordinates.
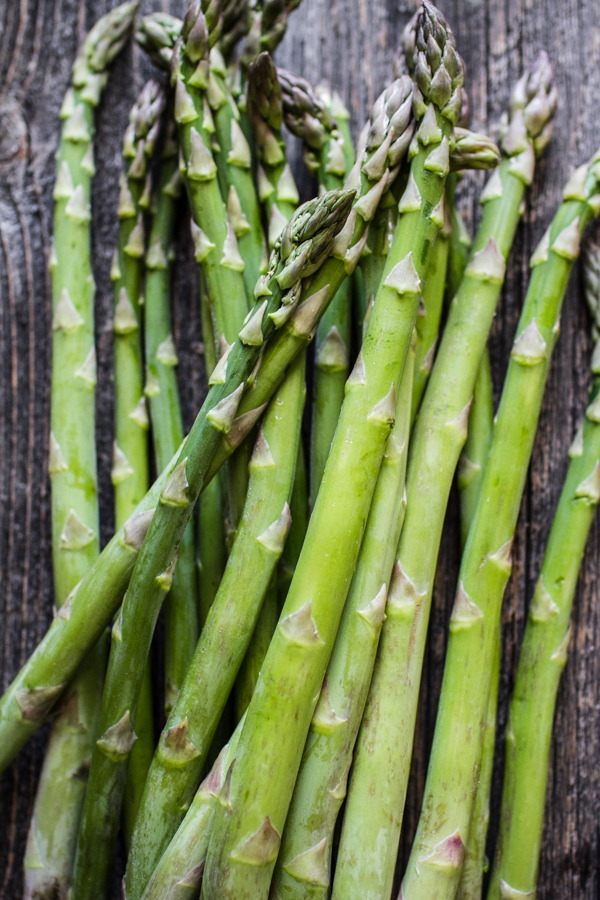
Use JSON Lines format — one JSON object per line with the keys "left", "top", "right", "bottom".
{"left": 112, "top": 80, "right": 163, "bottom": 527}
{"left": 247, "top": 51, "right": 307, "bottom": 608}
{"left": 445, "top": 172, "right": 471, "bottom": 302}
{"left": 277, "top": 67, "right": 354, "bottom": 504}
{"left": 208, "top": 44, "right": 266, "bottom": 300}
{"left": 240, "top": 0, "right": 303, "bottom": 70}
{"left": 112, "top": 77, "right": 166, "bottom": 851}
{"left": 23, "top": 8, "right": 137, "bottom": 899}
{"left": 196, "top": 280, "right": 228, "bottom": 627}
{"left": 143, "top": 127, "right": 200, "bottom": 717}
{"left": 200, "top": 8, "right": 464, "bottom": 899}
{"left": 197, "top": 473, "right": 228, "bottom": 626}
{"left": 454, "top": 242, "right": 496, "bottom": 900}
{"left": 136, "top": 12, "right": 182, "bottom": 72}
{"left": 333, "top": 54, "right": 557, "bottom": 900}
{"left": 400, "top": 153, "right": 600, "bottom": 900}
{"left": 412, "top": 128, "right": 500, "bottom": 423}
{"left": 278, "top": 444, "right": 308, "bottom": 601}
{"left": 173, "top": 4, "right": 249, "bottom": 347}
{"left": 318, "top": 84, "right": 355, "bottom": 173}
{"left": 137, "top": 8, "right": 232, "bottom": 714}
{"left": 458, "top": 349, "right": 494, "bottom": 547}
{"left": 358, "top": 180, "right": 400, "bottom": 327}
{"left": 247, "top": 52, "right": 300, "bottom": 247}
{"left": 234, "top": 573, "right": 279, "bottom": 719}
{"left": 125, "top": 349, "right": 305, "bottom": 899}
{"left": 485, "top": 236, "right": 600, "bottom": 900}
{"left": 456, "top": 639, "right": 500, "bottom": 900}
{"left": 220, "top": 0, "right": 251, "bottom": 64}
{"left": 411, "top": 212, "right": 450, "bottom": 420}
{"left": 273, "top": 333, "right": 415, "bottom": 900}
{"left": 174, "top": 6, "right": 254, "bottom": 561}
{"left": 141, "top": 718, "right": 245, "bottom": 900}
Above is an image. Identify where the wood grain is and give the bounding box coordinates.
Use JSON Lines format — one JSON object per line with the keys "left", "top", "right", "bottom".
{"left": 1, "top": 1, "right": 599, "bottom": 897}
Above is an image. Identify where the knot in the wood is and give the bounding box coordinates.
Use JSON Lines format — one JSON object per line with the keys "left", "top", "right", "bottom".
{"left": 0, "top": 96, "right": 28, "bottom": 165}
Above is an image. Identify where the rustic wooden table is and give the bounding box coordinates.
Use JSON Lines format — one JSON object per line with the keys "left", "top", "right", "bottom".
{"left": 1, "top": 1, "right": 599, "bottom": 897}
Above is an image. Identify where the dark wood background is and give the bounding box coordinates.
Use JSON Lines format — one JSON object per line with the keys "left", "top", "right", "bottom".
{"left": 1, "top": 0, "right": 599, "bottom": 897}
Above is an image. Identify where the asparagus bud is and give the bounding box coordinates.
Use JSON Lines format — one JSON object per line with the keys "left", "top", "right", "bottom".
{"left": 136, "top": 12, "right": 182, "bottom": 71}
{"left": 221, "top": 0, "right": 251, "bottom": 61}
{"left": 278, "top": 67, "right": 332, "bottom": 147}
{"left": 73, "top": 1, "right": 138, "bottom": 84}
{"left": 451, "top": 126, "right": 501, "bottom": 170}
{"left": 501, "top": 50, "right": 558, "bottom": 156}
{"left": 411, "top": 0, "right": 464, "bottom": 123}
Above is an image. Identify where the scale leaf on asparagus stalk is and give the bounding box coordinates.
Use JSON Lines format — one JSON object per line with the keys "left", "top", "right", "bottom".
{"left": 333, "top": 51, "right": 557, "bottom": 900}
{"left": 485, "top": 234, "right": 600, "bottom": 900}
{"left": 199, "top": 6, "right": 464, "bottom": 899}
{"left": 399, "top": 149, "right": 600, "bottom": 900}
{"left": 23, "top": 7, "right": 137, "bottom": 899}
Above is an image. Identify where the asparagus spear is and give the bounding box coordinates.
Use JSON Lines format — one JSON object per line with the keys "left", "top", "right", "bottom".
{"left": 111, "top": 77, "right": 166, "bottom": 851}
{"left": 400, "top": 151, "right": 600, "bottom": 900}
{"left": 136, "top": 18, "right": 237, "bottom": 645}
{"left": 450, "top": 139, "right": 498, "bottom": 899}
{"left": 141, "top": 718, "right": 245, "bottom": 900}
{"left": 458, "top": 350, "right": 494, "bottom": 546}
{"left": 277, "top": 67, "right": 354, "bottom": 505}
{"left": 278, "top": 444, "right": 308, "bottom": 602}
{"left": 220, "top": 0, "right": 251, "bottom": 64}
{"left": 240, "top": 0, "right": 303, "bottom": 69}
{"left": 143, "top": 126, "right": 200, "bottom": 717}
{"left": 333, "top": 54, "right": 557, "bottom": 900}
{"left": 234, "top": 573, "right": 279, "bottom": 719}
{"left": 200, "top": 8, "right": 464, "bottom": 899}
{"left": 456, "top": 640, "right": 500, "bottom": 900}
{"left": 272, "top": 333, "right": 415, "bottom": 900}
{"left": 445, "top": 172, "right": 471, "bottom": 301}
{"left": 454, "top": 226, "right": 495, "bottom": 900}
{"left": 411, "top": 211, "right": 451, "bottom": 420}
{"left": 485, "top": 236, "right": 600, "bottom": 900}
{"left": 208, "top": 44, "right": 266, "bottom": 301}
{"left": 412, "top": 127, "right": 500, "bottom": 419}
{"left": 22, "top": 8, "right": 137, "bottom": 899}
{"left": 197, "top": 471, "right": 228, "bottom": 625}
{"left": 126, "top": 350, "right": 306, "bottom": 900}
{"left": 173, "top": 4, "right": 248, "bottom": 347}
{"left": 247, "top": 51, "right": 300, "bottom": 247}
{"left": 112, "top": 81, "right": 163, "bottom": 525}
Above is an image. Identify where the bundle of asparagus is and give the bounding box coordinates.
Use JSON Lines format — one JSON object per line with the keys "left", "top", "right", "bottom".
{"left": 2, "top": 2, "right": 600, "bottom": 900}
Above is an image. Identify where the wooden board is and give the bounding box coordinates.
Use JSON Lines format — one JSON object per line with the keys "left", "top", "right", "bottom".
{"left": 1, "top": 1, "right": 599, "bottom": 897}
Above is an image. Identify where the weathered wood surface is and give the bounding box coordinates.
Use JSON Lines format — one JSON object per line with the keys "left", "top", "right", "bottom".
{"left": 1, "top": 0, "right": 599, "bottom": 897}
